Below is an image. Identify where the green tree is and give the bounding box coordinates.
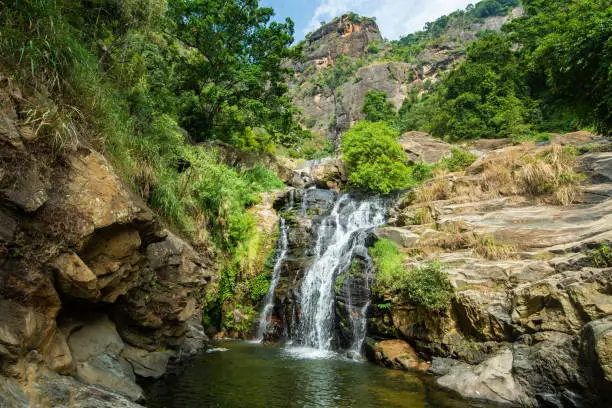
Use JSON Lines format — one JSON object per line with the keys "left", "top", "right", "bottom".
{"left": 415, "top": 32, "right": 533, "bottom": 140}
{"left": 341, "top": 122, "right": 411, "bottom": 194}
{"left": 504, "top": 0, "right": 612, "bottom": 134}
{"left": 167, "top": 0, "right": 302, "bottom": 142}
{"left": 362, "top": 90, "right": 397, "bottom": 124}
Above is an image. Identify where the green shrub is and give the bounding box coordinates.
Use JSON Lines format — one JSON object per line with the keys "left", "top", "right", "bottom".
{"left": 342, "top": 121, "right": 412, "bottom": 194}
{"left": 370, "top": 239, "right": 405, "bottom": 290}
{"left": 588, "top": 244, "right": 612, "bottom": 268}
{"left": 402, "top": 262, "right": 454, "bottom": 311}
{"left": 362, "top": 90, "right": 397, "bottom": 124}
{"left": 249, "top": 272, "right": 271, "bottom": 302}
{"left": 371, "top": 239, "right": 454, "bottom": 311}
{"left": 438, "top": 147, "right": 478, "bottom": 172}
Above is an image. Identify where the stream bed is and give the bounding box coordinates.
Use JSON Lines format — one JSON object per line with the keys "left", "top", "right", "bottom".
{"left": 146, "top": 341, "right": 499, "bottom": 408}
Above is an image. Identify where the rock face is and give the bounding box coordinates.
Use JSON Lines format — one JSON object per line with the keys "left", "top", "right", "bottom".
{"left": 291, "top": 12, "right": 519, "bottom": 143}
{"left": 437, "top": 347, "right": 526, "bottom": 406}
{"left": 369, "top": 135, "right": 612, "bottom": 407}
{"left": 0, "top": 82, "right": 213, "bottom": 406}
{"left": 300, "top": 15, "right": 382, "bottom": 70}
{"left": 399, "top": 132, "right": 453, "bottom": 165}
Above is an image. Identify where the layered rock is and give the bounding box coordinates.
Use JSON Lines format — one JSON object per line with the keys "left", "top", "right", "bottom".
{"left": 369, "top": 135, "right": 612, "bottom": 407}
{"left": 0, "top": 83, "right": 213, "bottom": 406}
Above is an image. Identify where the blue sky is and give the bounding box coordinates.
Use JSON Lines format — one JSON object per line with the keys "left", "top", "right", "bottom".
{"left": 262, "top": 0, "right": 475, "bottom": 41}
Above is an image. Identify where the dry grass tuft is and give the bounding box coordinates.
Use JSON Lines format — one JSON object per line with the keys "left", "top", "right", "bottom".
{"left": 517, "top": 144, "right": 583, "bottom": 205}
{"left": 414, "top": 178, "right": 453, "bottom": 203}
{"left": 472, "top": 234, "right": 515, "bottom": 261}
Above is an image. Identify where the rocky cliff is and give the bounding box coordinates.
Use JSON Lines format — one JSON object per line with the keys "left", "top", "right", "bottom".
{"left": 367, "top": 132, "right": 612, "bottom": 408}
{"left": 0, "top": 80, "right": 213, "bottom": 406}
{"left": 291, "top": 10, "right": 522, "bottom": 143}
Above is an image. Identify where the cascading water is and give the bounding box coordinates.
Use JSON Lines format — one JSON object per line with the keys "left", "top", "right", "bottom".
{"left": 255, "top": 192, "right": 294, "bottom": 342}
{"left": 293, "top": 194, "right": 387, "bottom": 353}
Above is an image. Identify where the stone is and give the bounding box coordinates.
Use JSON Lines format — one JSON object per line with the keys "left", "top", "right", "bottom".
{"left": 121, "top": 346, "right": 173, "bottom": 379}
{"left": 581, "top": 317, "right": 612, "bottom": 395}
{"left": 373, "top": 340, "right": 429, "bottom": 372}
{"left": 0, "top": 208, "right": 17, "bottom": 242}
{"left": 49, "top": 252, "right": 99, "bottom": 300}
{"left": 375, "top": 227, "right": 420, "bottom": 248}
{"left": 437, "top": 347, "right": 526, "bottom": 406}
{"left": 554, "top": 131, "right": 599, "bottom": 146}
{"left": 453, "top": 291, "right": 514, "bottom": 342}
{"left": 429, "top": 357, "right": 461, "bottom": 376}
{"left": 513, "top": 332, "right": 589, "bottom": 407}
{"left": 292, "top": 158, "right": 346, "bottom": 190}
{"left": 399, "top": 132, "right": 453, "bottom": 165}
{"left": 0, "top": 300, "right": 57, "bottom": 359}
{"left": 0, "top": 165, "right": 48, "bottom": 212}
{"left": 64, "top": 150, "right": 144, "bottom": 234}
{"left": 42, "top": 330, "right": 73, "bottom": 374}
{"left": 32, "top": 370, "right": 144, "bottom": 408}
{"left": 67, "top": 315, "right": 142, "bottom": 402}
{"left": 79, "top": 225, "right": 143, "bottom": 303}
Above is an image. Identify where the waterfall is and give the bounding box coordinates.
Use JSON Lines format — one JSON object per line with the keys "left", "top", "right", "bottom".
{"left": 255, "top": 195, "right": 293, "bottom": 342}
{"left": 294, "top": 194, "right": 386, "bottom": 352}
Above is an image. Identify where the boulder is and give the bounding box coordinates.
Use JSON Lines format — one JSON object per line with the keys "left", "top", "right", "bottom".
{"left": 581, "top": 317, "right": 612, "bottom": 396}
{"left": 554, "top": 131, "right": 599, "bottom": 146}
{"left": 513, "top": 332, "right": 589, "bottom": 407}
{"left": 19, "top": 370, "right": 144, "bottom": 408}
{"left": 399, "top": 132, "right": 453, "bottom": 165}
{"left": 121, "top": 346, "right": 173, "bottom": 379}
{"left": 437, "top": 347, "right": 526, "bottom": 406}
{"left": 291, "top": 158, "right": 346, "bottom": 190}
{"left": 0, "top": 208, "right": 17, "bottom": 242}
{"left": 41, "top": 330, "right": 73, "bottom": 374}
{"left": 63, "top": 150, "right": 146, "bottom": 235}
{"left": 372, "top": 340, "right": 429, "bottom": 372}
{"left": 375, "top": 227, "right": 419, "bottom": 248}
{"left": 0, "top": 164, "right": 48, "bottom": 212}
{"left": 453, "top": 291, "right": 514, "bottom": 342}
{"left": 49, "top": 252, "right": 99, "bottom": 300}
{"left": 67, "top": 315, "right": 142, "bottom": 402}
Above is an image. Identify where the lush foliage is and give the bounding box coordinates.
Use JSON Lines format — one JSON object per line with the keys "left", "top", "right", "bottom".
{"left": 0, "top": 0, "right": 301, "bottom": 335}
{"left": 362, "top": 90, "right": 397, "bottom": 124}
{"left": 399, "top": 0, "right": 611, "bottom": 139}
{"left": 370, "top": 239, "right": 454, "bottom": 311}
{"left": 341, "top": 122, "right": 412, "bottom": 194}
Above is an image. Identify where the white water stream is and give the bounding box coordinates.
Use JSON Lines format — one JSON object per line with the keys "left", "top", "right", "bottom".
{"left": 294, "top": 194, "right": 386, "bottom": 354}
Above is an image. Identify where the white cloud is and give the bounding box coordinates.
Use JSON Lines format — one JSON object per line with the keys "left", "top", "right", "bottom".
{"left": 306, "top": 0, "right": 474, "bottom": 40}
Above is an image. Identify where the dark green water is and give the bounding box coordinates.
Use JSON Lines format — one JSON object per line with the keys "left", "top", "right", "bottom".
{"left": 146, "top": 342, "right": 498, "bottom": 408}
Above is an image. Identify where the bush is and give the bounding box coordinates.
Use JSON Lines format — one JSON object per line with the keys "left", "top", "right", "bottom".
{"left": 370, "top": 239, "right": 454, "bottom": 311}
{"left": 342, "top": 121, "right": 412, "bottom": 194}
{"left": 362, "top": 90, "right": 397, "bottom": 124}
{"left": 588, "top": 244, "right": 612, "bottom": 268}
{"left": 438, "top": 147, "right": 478, "bottom": 172}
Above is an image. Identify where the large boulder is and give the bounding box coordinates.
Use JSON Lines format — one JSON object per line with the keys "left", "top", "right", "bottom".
{"left": 370, "top": 340, "right": 429, "bottom": 372}
{"left": 121, "top": 346, "right": 173, "bottom": 379}
{"left": 399, "top": 132, "right": 453, "bottom": 165}
{"left": 290, "top": 158, "right": 346, "bottom": 190}
{"left": 66, "top": 315, "right": 142, "bottom": 402}
{"left": 581, "top": 317, "right": 612, "bottom": 397}
{"left": 437, "top": 347, "right": 527, "bottom": 406}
